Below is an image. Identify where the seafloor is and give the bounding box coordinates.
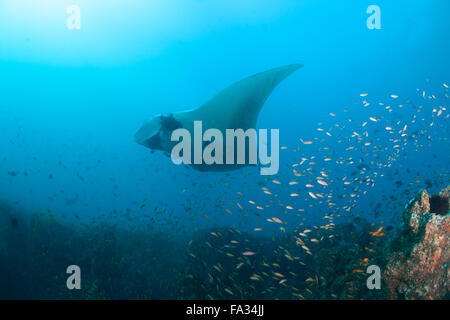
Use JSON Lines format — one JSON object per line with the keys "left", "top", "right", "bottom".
{"left": 0, "top": 186, "right": 448, "bottom": 300}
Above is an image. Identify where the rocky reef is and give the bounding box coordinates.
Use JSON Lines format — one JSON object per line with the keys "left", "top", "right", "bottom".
{"left": 384, "top": 186, "right": 450, "bottom": 300}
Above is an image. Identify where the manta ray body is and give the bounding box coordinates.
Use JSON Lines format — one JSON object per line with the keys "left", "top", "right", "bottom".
{"left": 134, "top": 64, "right": 303, "bottom": 171}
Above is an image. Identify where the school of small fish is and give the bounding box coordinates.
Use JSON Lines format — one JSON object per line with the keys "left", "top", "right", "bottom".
{"left": 2, "top": 82, "right": 449, "bottom": 299}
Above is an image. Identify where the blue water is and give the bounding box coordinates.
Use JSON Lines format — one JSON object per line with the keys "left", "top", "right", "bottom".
{"left": 0, "top": 0, "right": 449, "bottom": 299}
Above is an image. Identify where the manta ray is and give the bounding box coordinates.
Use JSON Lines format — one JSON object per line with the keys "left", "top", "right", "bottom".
{"left": 134, "top": 63, "right": 302, "bottom": 172}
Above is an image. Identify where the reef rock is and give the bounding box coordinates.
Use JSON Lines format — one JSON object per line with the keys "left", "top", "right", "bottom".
{"left": 384, "top": 186, "right": 450, "bottom": 300}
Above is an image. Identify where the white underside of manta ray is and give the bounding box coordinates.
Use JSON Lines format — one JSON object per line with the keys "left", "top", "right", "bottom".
{"left": 134, "top": 63, "right": 303, "bottom": 172}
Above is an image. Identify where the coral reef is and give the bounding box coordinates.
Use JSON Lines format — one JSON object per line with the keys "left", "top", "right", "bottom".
{"left": 384, "top": 186, "right": 450, "bottom": 300}
{"left": 181, "top": 220, "right": 389, "bottom": 300}
{"left": 1, "top": 186, "right": 449, "bottom": 300}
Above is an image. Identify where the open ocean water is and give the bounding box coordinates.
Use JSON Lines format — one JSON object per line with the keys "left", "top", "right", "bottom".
{"left": 0, "top": 0, "right": 449, "bottom": 300}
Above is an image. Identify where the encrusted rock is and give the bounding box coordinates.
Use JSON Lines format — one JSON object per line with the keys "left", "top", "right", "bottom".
{"left": 404, "top": 189, "right": 430, "bottom": 234}
{"left": 384, "top": 186, "right": 449, "bottom": 300}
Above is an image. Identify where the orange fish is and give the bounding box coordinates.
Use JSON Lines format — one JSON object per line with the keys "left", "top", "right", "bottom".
{"left": 370, "top": 226, "right": 384, "bottom": 237}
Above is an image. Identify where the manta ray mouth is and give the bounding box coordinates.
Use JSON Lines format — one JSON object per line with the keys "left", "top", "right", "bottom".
{"left": 141, "top": 114, "right": 183, "bottom": 151}
{"left": 134, "top": 113, "right": 183, "bottom": 151}
{"left": 143, "top": 133, "right": 163, "bottom": 151}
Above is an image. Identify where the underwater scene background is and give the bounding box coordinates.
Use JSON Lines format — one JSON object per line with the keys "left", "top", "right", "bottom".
{"left": 0, "top": 0, "right": 449, "bottom": 299}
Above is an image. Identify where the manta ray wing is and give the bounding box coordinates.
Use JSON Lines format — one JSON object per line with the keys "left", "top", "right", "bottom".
{"left": 185, "top": 63, "right": 303, "bottom": 130}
